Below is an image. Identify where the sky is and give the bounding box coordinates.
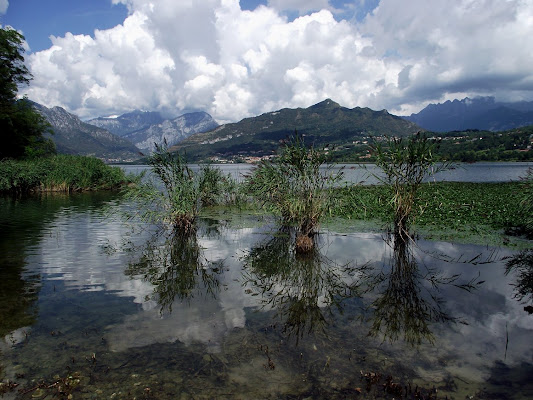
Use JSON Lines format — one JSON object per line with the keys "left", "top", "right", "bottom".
{"left": 1, "top": 0, "right": 532, "bottom": 123}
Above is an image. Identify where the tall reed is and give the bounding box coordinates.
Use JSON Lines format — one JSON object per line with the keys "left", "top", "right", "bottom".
{"left": 244, "top": 132, "right": 342, "bottom": 252}
{"left": 370, "top": 132, "right": 450, "bottom": 239}
{"left": 126, "top": 141, "right": 235, "bottom": 235}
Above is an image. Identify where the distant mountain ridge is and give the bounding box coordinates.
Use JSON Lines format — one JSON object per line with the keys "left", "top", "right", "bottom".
{"left": 404, "top": 97, "right": 533, "bottom": 132}
{"left": 88, "top": 110, "right": 165, "bottom": 137}
{"left": 32, "top": 102, "right": 140, "bottom": 162}
{"left": 171, "top": 99, "right": 421, "bottom": 162}
{"left": 88, "top": 110, "right": 218, "bottom": 154}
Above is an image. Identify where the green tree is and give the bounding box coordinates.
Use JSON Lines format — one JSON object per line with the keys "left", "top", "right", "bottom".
{"left": 0, "top": 27, "right": 54, "bottom": 159}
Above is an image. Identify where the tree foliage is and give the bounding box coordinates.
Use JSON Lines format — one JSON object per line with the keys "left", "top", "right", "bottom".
{"left": 0, "top": 27, "right": 55, "bottom": 159}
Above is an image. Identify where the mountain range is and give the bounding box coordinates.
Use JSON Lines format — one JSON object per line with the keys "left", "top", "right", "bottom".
{"left": 171, "top": 99, "right": 421, "bottom": 162}
{"left": 88, "top": 110, "right": 218, "bottom": 154}
{"left": 32, "top": 104, "right": 219, "bottom": 161}
{"left": 32, "top": 103, "right": 141, "bottom": 162}
{"left": 403, "top": 97, "right": 533, "bottom": 132}
{"left": 32, "top": 96, "right": 533, "bottom": 163}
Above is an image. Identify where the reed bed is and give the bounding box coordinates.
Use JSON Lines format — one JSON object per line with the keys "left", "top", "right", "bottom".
{"left": 0, "top": 155, "right": 129, "bottom": 193}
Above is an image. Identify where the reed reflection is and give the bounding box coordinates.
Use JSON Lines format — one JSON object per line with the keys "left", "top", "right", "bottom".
{"left": 363, "top": 233, "right": 480, "bottom": 346}
{"left": 125, "top": 228, "right": 223, "bottom": 313}
{"left": 505, "top": 249, "right": 533, "bottom": 314}
{"left": 243, "top": 229, "right": 361, "bottom": 341}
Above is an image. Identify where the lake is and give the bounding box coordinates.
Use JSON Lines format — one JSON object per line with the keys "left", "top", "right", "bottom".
{"left": 122, "top": 162, "right": 533, "bottom": 184}
{"left": 0, "top": 188, "right": 532, "bottom": 399}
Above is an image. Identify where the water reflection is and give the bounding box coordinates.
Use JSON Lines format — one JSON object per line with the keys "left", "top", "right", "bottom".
{"left": 362, "top": 234, "right": 481, "bottom": 346}
{"left": 242, "top": 228, "right": 483, "bottom": 347}
{"left": 0, "top": 193, "right": 112, "bottom": 339}
{"left": 243, "top": 229, "right": 362, "bottom": 341}
{"left": 1, "top": 194, "right": 532, "bottom": 398}
{"left": 124, "top": 228, "right": 224, "bottom": 313}
{"left": 505, "top": 249, "right": 533, "bottom": 314}
{"left": 0, "top": 243, "right": 39, "bottom": 339}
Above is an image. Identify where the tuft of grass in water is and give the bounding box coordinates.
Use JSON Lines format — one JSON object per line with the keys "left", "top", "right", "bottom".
{"left": 125, "top": 143, "right": 200, "bottom": 235}
{"left": 369, "top": 132, "right": 452, "bottom": 239}
{"left": 0, "top": 155, "right": 130, "bottom": 193}
{"left": 243, "top": 132, "right": 342, "bottom": 251}
{"left": 124, "top": 141, "right": 242, "bottom": 235}
{"left": 198, "top": 163, "right": 247, "bottom": 207}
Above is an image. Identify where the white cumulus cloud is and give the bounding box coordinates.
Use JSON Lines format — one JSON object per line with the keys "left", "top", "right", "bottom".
{"left": 267, "top": 0, "right": 331, "bottom": 14}
{"left": 24, "top": 0, "right": 533, "bottom": 122}
{"left": 0, "top": 0, "right": 8, "bottom": 15}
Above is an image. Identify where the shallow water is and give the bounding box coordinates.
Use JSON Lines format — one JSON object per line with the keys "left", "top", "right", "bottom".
{"left": 0, "top": 193, "right": 532, "bottom": 399}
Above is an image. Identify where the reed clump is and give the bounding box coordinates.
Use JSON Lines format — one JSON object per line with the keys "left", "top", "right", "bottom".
{"left": 125, "top": 141, "right": 237, "bottom": 235}
{"left": 369, "top": 132, "right": 451, "bottom": 239}
{"left": 244, "top": 132, "right": 342, "bottom": 252}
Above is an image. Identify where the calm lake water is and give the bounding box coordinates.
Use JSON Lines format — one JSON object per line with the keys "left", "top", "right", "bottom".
{"left": 122, "top": 162, "right": 533, "bottom": 184}
{"left": 0, "top": 190, "right": 532, "bottom": 399}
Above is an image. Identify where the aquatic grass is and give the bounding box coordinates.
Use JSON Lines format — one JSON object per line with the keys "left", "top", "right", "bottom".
{"left": 415, "top": 182, "right": 526, "bottom": 232}
{"left": 244, "top": 132, "right": 342, "bottom": 252}
{"left": 125, "top": 143, "right": 200, "bottom": 234}
{"left": 124, "top": 142, "right": 240, "bottom": 235}
{"left": 332, "top": 181, "right": 528, "bottom": 241}
{"left": 332, "top": 184, "right": 392, "bottom": 222}
{"left": 516, "top": 167, "right": 533, "bottom": 237}
{"left": 198, "top": 163, "right": 246, "bottom": 207}
{"left": 39, "top": 155, "right": 128, "bottom": 191}
{"left": 369, "top": 132, "right": 452, "bottom": 239}
{"left": 0, "top": 155, "right": 129, "bottom": 193}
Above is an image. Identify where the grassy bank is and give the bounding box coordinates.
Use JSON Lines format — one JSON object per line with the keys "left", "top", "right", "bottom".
{"left": 0, "top": 155, "right": 131, "bottom": 193}
{"left": 331, "top": 181, "right": 530, "bottom": 244}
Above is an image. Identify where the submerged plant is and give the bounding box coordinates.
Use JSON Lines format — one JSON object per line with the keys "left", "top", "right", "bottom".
{"left": 370, "top": 132, "right": 451, "bottom": 239}
{"left": 244, "top": 132, "right": 342, "bottom": 251}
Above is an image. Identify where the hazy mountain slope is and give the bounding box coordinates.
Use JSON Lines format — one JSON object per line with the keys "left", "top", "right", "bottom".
{"left": 88, "top": 110, "right": 218, "bottom": 154}
{"left": 171, "top": 99, "right": 421, "bottom": 161}
{"left": 32, "top": 103, "right": 140, "bottom": 162}
{"left": 122, "top": 112, "right": 218, "bottom": 154}
{"left": 88, "top": 110, "right": 165, "bottom": 137}
{"left": 404, "top": 97, "right": 533, "bottom": 132}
